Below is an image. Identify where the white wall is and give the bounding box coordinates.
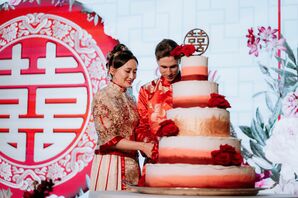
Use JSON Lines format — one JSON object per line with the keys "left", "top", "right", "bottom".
{"left": 80, "top": 0, "right": 298, "bottom": 130}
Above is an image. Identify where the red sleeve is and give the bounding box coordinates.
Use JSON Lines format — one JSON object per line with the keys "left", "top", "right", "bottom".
{"left": 98, "top": 136, "right": 124, "bottom": 154}
{"left": 135, "top": 86, "right": 157, "bottom": 143}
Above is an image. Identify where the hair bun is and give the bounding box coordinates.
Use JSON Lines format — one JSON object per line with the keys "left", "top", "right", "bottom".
{"left": 106, "top": 44, "right": 131, "bottom": 69}
{"left": 112, "top": 44, "right": 129, "bottom": 55}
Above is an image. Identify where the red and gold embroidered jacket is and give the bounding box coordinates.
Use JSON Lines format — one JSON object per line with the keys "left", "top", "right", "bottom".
{"left": 136, "top": 74, "right": 181, "bottom": 143}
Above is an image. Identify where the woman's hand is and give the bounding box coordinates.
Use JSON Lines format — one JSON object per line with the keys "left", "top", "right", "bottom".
{"left": 139, "top": 142, "right": 154, "bottom": 158}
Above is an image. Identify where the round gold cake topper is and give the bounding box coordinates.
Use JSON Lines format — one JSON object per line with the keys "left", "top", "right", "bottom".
{"left": 184, "top": 28, "right": 209, "bottom": 55}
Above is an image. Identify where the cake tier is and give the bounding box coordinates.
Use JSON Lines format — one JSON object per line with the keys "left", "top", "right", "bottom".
{"left": 145, "top": 164, "right": 255, "bottom": 188}
{"left": 167, "top": 107, "right": 230, "bottom": 136}
{"left": 158, "top": 136, "right": 240, "bottom": 164}
{"left": 172, "top": 81, "right": 218, "bottom": 108}
{"left": 181, "top": 56, "right": 208, "bottom": 80}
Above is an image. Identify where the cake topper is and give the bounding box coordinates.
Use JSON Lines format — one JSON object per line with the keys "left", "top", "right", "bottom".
{"left": 184, "top": 28, "right": 209, "bottom": 55}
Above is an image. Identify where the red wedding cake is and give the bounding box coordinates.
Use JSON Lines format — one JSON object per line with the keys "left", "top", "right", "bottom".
{"left": 144, "top": 30, "right": 256, "bottom": 189}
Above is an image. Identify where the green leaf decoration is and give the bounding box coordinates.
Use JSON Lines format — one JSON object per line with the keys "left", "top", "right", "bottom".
{"left": 251, "top": 119, "right": 266, "bottom": 146}
{"left": 265, "top": 79, "right": 277, "bottom": 92}
{"left": 270, "top": 164, "right": 282, "bottom": 182}
{"left": 268, "top": 99, "right": 281, "bottom": 128}
{"left": 249, "top": 140, "right": 265, "bottom": 158}
{"left": 258, "top": 63, "right": 270, "bottom": 75}
{"left": 286, "top": 61, "right": 297, "bottom": 71}
{"left": 265, "top": 92, "right": 274, "bottom": 112}
{"left": 250, "top": 140, "right": 274, "bottom": 165}
{"left": 239, "top": 126, "right": 254, "bottom": 139}
{"left": 253, "top": 91, "right": 267, "bottom": 98}
{"left": 271, "top": 67, "right": 297, "bottom": 78}
{"left": 284, "top": 77, "right": 298, "bottom": 89}
{"left": 256, "top": 108, "right": 264, "bottom": 129}
{"left": 275, "top": 56, "right": 286, "bottom": 67}
{"left": 297, "top": 47, "right": 298, "bottom": 75}
{"left": 263, "top": 125, "right": 270, "bottom": 139}
{"left": 241, "top": 146, "right": 254, "bottom": 159}
{"left": 284, "top": 39, "right": 296, "bottom": 65}
{"left": 230, "top": 124, "right": 237, "bottom": 138}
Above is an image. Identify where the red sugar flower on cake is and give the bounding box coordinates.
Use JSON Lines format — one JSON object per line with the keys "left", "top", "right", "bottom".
{"left": 170, "top": 44, "right": 196, "bottom": 58}
{"left": 208, "top": 93, "right": 231, "bottom": 109}
{"left": 211, "top": 144, "right": 243, "bottom": 166}
{"left": 156, "top": 119, "right": 179, "bottom": 137}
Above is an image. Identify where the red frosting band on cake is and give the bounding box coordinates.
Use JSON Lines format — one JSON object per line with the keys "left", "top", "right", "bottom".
{"left": 181, "top": 75, "right": 208, "bottom": 81}
{"left": 158, "top": 148, "right": 242, "bottom": 164}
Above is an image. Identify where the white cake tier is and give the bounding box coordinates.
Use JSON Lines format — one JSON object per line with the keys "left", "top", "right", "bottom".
{"left": 145, "top": 164, "right": 256, "bottom": 188}
{"left": 181, "top": 56, "right": 208, "bottom": 80}
{"left": 167, "top": 107, "right": 230, "bottom": 136}
{"left": 158, "top": 136, "right": 240, "bottom": 164}
{"left": 172, "top": 81, "right": 218, "bottom": 108}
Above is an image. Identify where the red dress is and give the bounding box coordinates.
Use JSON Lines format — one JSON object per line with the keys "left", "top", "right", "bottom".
{"left": 136, "top": 74, "right": 181, "bottom": 142}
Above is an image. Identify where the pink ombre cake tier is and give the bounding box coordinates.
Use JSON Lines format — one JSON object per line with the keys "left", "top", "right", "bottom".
{"left": 181, "top": 56, "right": 208, "bottom": 80}
{"left": 158, "top": 136, "right": 240, "bottom": 164}
{"left": 167, "top": 107, "right": 230, "bottom": 137}
{"left": 172, "top": 81, "right": 218, "bottom": 108}
{"left": 145, "top": 164, "right": 256, "bottom": 188}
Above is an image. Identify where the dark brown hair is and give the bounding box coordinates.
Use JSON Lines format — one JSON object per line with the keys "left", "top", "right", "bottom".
{"left": 155, "top": 39, "right": 178, "bottom": 60}
{"left": 106, "top": 44, "right": 138, "bottom": 71}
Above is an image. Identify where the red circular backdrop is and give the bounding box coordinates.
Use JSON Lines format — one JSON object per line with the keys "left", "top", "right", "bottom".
{"left": 0, "top": 1, "right": 118, "bottom": 197}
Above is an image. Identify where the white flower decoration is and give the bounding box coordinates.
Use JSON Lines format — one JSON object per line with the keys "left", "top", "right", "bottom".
{"left": 264, "top": 117, "right": 298, "bottom": 174}
{"left": 282, "top": 89, "right": 298, "bottom": 118}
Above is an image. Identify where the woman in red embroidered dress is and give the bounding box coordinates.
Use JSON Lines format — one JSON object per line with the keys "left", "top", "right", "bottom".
{"left": 90, "top": 44, "right": 154, "bottom": 191}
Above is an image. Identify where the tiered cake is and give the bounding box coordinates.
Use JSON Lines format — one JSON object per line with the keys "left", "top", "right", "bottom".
{"left": 144, "top": 55, "right": 256, "bottom": 189}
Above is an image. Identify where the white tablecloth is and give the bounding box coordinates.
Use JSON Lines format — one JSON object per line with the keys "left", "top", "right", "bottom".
{"left": 88, "top": 191, "right": 297, "bottom": 198}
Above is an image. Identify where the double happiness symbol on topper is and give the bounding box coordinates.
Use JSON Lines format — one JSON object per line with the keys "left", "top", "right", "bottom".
{"left": 184, "top": 28, "right": 209, "bottom": 55}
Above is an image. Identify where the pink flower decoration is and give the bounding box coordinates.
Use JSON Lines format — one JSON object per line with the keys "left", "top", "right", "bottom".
{"left": 266, "top": 38, "right": 286, "bottom": 52}
{"left": 246, "top": 28, "right": 256, "bottom": 45}
{"left": 247, "top": 37, "right": 260, "bottom": 57}
{"left": 255, "top": 170, "right": 272, "bottom": 188}
{"left": 282, "top": 89, "right": 298, "bottom": 118}
{"left": 246, "top": 26, "right": 285, "bottom": 57}
{"left": 258, "top": 26, "right": 278, "bottom": 43}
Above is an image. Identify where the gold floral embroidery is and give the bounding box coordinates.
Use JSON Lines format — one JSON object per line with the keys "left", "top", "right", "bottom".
{"left": 124, "top": 157, "right": 140, "bottom": 185}
{"left": 92, "top": 83, "right": 139, "bottom": 146}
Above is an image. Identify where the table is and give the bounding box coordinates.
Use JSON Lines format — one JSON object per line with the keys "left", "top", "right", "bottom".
{"left": 88, "top": 191, "right": 297, "bottom": 198}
